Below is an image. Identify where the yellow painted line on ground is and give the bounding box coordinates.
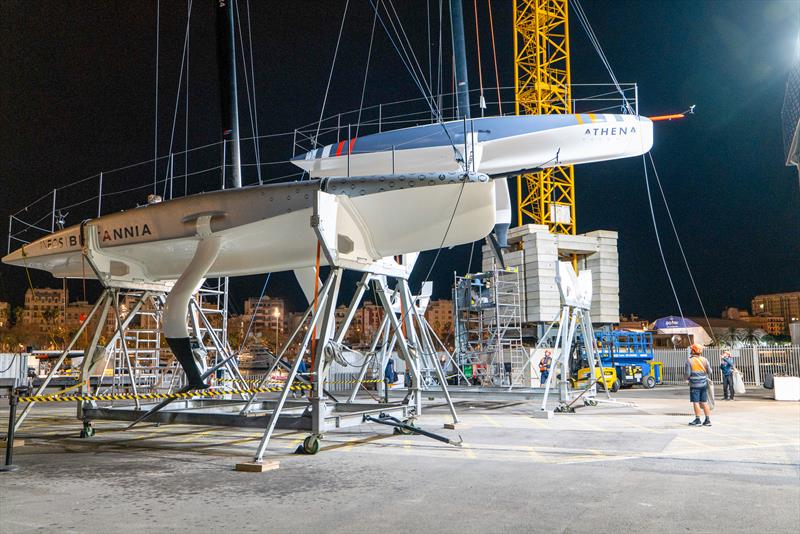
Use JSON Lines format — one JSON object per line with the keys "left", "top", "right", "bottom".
{"left": 464, "top": 445, "right": 477, "bottom": 459}
{"left": 525, "top": 445, "right": 545, "bottom": 462}
{"left": 481, "top": 414, "right": 503, "bottom": 428}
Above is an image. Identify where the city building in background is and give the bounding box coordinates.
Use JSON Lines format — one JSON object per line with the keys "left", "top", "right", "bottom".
{"left": 241, "top": 296, "right": 285, "bottom": 342}
{"left": 424, "top": 299, "right": 453, "bottom": 340}
{"left": 21, "top": 288, "right": 68, "bottom": 335}
{"left": 722, "top": 307, "right": 785, "bottom": 337}
{"left": 0, "top": 301, "right": 9, "bottom": 328}
{"left": 751, "top": 292, "right": 800, "bottom": 335}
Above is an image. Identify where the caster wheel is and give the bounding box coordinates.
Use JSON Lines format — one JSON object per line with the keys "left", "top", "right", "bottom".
{"left": 394, "top": 420, "right": 416, "bottom": 435}
{"left": 302, "top": 435, "right": 320, "bottom": 455}
{"left": 80, "top": 422, "right": 95, "bottom": 438}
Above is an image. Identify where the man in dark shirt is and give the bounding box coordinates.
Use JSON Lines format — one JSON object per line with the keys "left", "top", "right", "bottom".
{"left": 720, "top": 350, "right": 735, "bottom": 400}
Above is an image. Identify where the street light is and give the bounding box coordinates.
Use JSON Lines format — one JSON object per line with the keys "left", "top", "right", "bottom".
{"left": 273, "top": 307, "right": 281, "bottom": 351}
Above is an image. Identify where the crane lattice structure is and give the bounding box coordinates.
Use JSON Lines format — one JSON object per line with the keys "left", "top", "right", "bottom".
{"left": 514, "top": 0, "right": 575, "bottom": 235}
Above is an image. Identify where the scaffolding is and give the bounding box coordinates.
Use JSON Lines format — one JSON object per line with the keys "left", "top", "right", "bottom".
{"left": 453, "top": 268, "right": 526, "bottom": 386}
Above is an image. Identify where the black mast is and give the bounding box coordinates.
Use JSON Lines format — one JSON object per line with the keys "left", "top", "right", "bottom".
{"left": 216, "top": 0, "right": 242, "bottom": 188}
{"left": 450, "top": 0, "right": 470, "bottom": 119}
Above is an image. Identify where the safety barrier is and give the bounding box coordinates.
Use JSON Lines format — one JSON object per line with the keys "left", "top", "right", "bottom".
{"left": 655, "top": 345, "right": 800, "bottom": 386}
{"left": 14, "top": 376, "right": 392, "bottom": 403}
{"left": 16, "top": 383, "right": 314, "bottom": 404}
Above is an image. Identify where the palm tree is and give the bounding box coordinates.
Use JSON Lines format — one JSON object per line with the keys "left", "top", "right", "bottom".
{"left": 741, "top": 328, "right": 766, "bottom": 346}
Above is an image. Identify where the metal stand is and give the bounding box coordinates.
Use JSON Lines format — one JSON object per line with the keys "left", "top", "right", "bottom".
{"left": 1, "top": 388, "right": 24, "bottom": 473}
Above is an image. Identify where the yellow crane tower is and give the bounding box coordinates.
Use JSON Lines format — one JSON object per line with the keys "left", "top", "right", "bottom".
{"left": 514, "top": 0, "right": 575, "bottom": 235}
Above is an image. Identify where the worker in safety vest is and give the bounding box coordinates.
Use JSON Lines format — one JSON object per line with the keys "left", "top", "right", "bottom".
{"left": 685, "top": 344, "right": 712, "bottom": 426}
{"left": 539, "top": 350, "right": 553, "bottom": 386}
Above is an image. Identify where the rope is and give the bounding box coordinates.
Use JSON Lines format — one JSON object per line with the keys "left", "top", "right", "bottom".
{"left": 237, "top": 273, "right": 271, "bottom": 353}
{"left": 355, "top": 6, "right": 379, "bottom": 139}
{"left": 472, "top": 0, "right": 485, "bottom": 114}
{"left": 312, "top": 0, "right": 350, "bottom": 148}
{"left": 647, "top": 152, "right": 715, "bottom": 342}
{"left": 486, "top": 0, "right": 502, "bottom": 115}
{"left": 234, "top": 0, "right": 262, "bottom": 184}
{"left": 184, "top": 0, "right": 190, "bottom": 196}
{"left": 0, "top": 352, "right": 19, "bottom": 374}
{"left": 369, "top": 0, "right": 462, "bottom": 159}
{"left": 153, "top": 0, "right": 160, "bottom": 195}
{"left": 422, "top": 178, "right": 468, "bottom": 283}
{"left": 245, "top": 0, "right": 262, "bottom": 184}
{"left": 162, "top": 0, "right": 194, "bottom": 199}
{"left": 642, "top": 155, "right": 685, "bottom": 324}
{"left": 570, "top": 0, "right": 633, "bottom": 113}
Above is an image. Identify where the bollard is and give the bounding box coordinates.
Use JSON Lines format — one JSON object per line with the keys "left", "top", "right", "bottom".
{"left": 1, "top": 388, "right": 21, "bottom": 472}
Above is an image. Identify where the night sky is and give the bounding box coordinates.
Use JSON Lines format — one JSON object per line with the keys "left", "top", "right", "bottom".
{"left": 1, "top": 0, "right": 798, "bottom": 320}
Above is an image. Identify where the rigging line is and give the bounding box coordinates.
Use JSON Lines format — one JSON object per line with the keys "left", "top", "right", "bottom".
{"left": 153, "top": 0, "right": 160, "bottom": 195}
{"left": 185, "top": 0, "right": 190, "bottom": 197}
{"left": 374, "top": 0, "right": 440, "bottom": 119}
{"left": 422, "top": 177, "right": 468, "bottom": 284}
{"left": 427, "top": 0, "right": 432, "bottom": 107}
{"left": 162, "top": 0, "right": 194, "bottom": 198}
{"left": 312, "top": 0, "right": 350, "bottom": 148}
{"left": 570, "top": 0, "right": 633, "bottom": 113}
{"left": 437, "top": 0, "right": 444, "bottom": 114}
{"left": 245, "top": 0, "right": 262, "bottom": 184}
{"left": 370, "top": 0, "right": 463, "bottom": 163}
{"left": 642, "top": 154, "right": 685, "bottom": 324}
{"left": 386, "top": 0, "right": 436, "bottom": 98}
{"left": 355, "top": 6, "right": 379, "bottom": 139}
{"left": 238, "top": 273, "right": 271, "bottom": 354}
{"left": 427, "top": 151, "right": 560, "bottom": 283}
{"left": 235, "top": 0, "right": 262, "bottom": 184}
{"left": 472, "top": 0, "right": 485, "bottom": 114}
{"left": 648, "top": 151, "right": 715, "bottom": 342}
{"left": 373, "top": 0, "right": 434, "bottom": 112}
{"left": 486, "top": 0, "right": 502, "bottom": 115}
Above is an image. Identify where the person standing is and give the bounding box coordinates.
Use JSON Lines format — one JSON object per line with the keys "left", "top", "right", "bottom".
{"left": 539, "top": 350, "right": 553, "bottom": 386}
{"left": 720, "top": 350, "right": 736, "bottom": 400}
{"left": 685, "top": 344, "right": 712, "bottom": 426}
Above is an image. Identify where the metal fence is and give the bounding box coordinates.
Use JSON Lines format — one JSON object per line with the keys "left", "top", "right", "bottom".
{"left": 654, "top": 345, "right": 800, "bottom": 386}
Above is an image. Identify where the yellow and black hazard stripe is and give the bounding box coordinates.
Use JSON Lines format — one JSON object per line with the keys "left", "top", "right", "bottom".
{"left": 218, "top": 377, "right": 387, "bottom": 386}
{"left": 18, "top": 383, "right": 314, "bottom": 404}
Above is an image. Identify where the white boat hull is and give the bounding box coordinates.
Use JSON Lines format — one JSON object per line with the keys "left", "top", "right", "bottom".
{"left": 292, "top": 114, "right": 653, "bottom": 178}
{"left": 3, "top": 173, "right": 496, "bottom": 283}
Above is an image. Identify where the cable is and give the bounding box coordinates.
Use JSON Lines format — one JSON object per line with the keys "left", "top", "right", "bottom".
{"left": 487, "top": 0, "right": 502, "bottom": 115}
{"left": 642, "top": 154, "right": 685, "bottom": 324}
{"left": 370, "top": 0, "right": 463, "bottom": 164}
{"left": 234, "top": 0, "right": 262, "bottom": 184}
{"left": 153, "top": 0, "right": 160, "bottom": 194}
{"left": 237, "top": 273, "right": 271, "bottom": 353}
{"left": 355, "top": 6, "right": 379, "bottom": 139}
{"left": 472, "top": 0, "right": 485, "bottom": 115}
{"left": 245, "top": 0, "right": 262, "bottom": 184}
{"left": 570, "top": 0, "right": 633, "bottom": 113}
{"left": 0, "top": 352, "right": 19, "bottom": 374}
{"left": 422, "top": 177, "right": 468, "bottom": 283}
{"left": 162, "top": 0, "right": 194, "bottom": 198}
{"left": 648, "top": 152, "right": 715, "bottom": 342}
{"left": 184, "top": 0, "right": 190, "bottom": 197}
{"left": 312, "top": 0, "right": 350, "bottom": 148}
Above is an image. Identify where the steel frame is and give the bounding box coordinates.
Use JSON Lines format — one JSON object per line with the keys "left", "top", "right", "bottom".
{"left": 514, "top": 0, "right": 576, "bottom": 235}
{"left": 37, "top": 189, "right": 461, "bottom": 463}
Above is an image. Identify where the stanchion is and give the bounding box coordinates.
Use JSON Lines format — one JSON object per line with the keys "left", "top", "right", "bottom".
{"left": 1, "top": 387, "right": 24, "bottom": 473}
